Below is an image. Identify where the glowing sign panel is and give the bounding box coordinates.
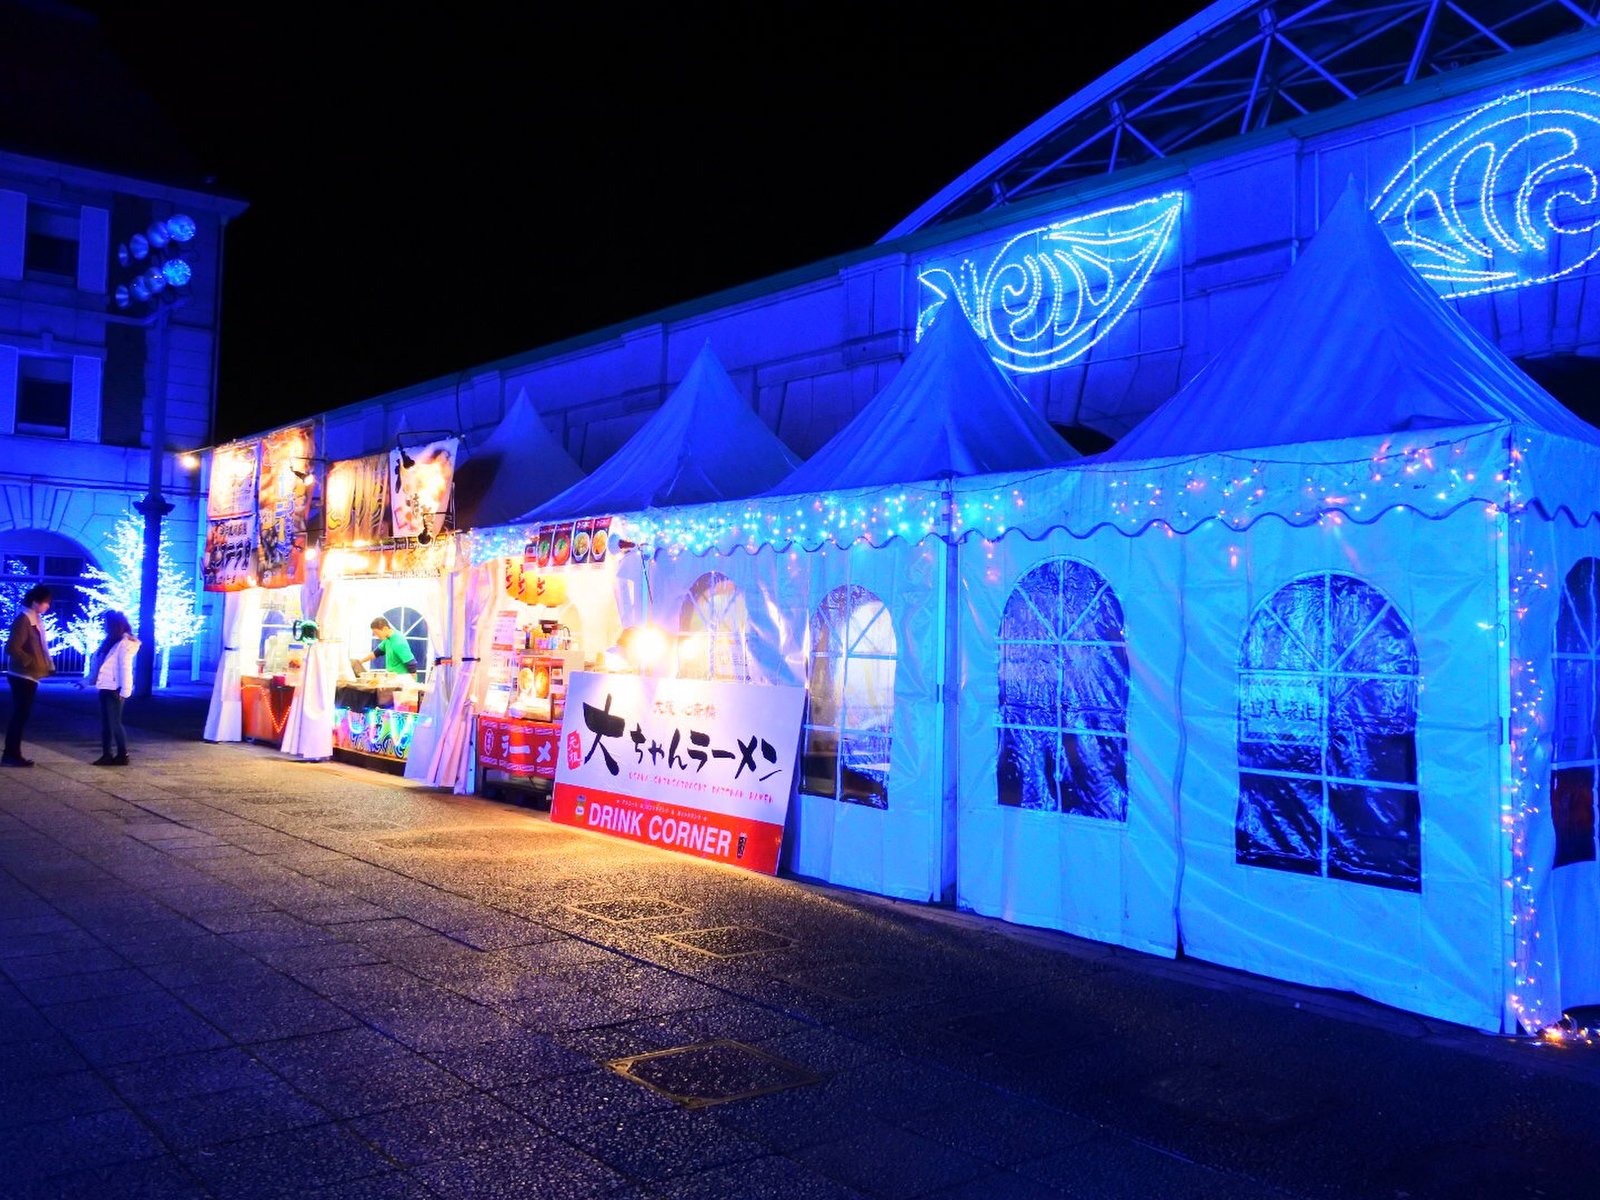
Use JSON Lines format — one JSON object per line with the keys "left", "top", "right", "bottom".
{"left": 1373, "top": 85, "right": 1600, "bottom": 298}
{"left": 916, "top": 192, "right": 1182, "bottom": 375}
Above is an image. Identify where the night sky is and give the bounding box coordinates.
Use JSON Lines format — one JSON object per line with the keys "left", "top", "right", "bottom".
{"left": 74, "top": 2, "right": 1206, "bottom": 443}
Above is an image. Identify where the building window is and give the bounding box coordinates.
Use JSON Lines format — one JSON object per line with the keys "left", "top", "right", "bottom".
{"left": 997, "top": 558, "right": 1128, "bottom": 818}
{"left": 1553, "top": 558, "right": 1600, "bottom": 868}
{"left": 15, "top": 357, "right": 71, "bottom": 437}
{"left": 24, "top": 205, "right": 79, "bottom": 281}
{"left": 802, "top": 584, "right": 896, "bottom": 809}
{"left": 378, "top": 606, "right": 429, "bottom": 680}
{"left": 1236, "top": 573, "right": 1421, "bottom": 892}
{"left": 678, "top": 572, "right": 749, "bottom": 681}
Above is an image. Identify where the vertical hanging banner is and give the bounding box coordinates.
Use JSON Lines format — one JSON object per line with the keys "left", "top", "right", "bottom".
{"left": 203, "top": 514, "right": 257, "bottom": 592}
{"left": 208, "top": 442, "right": 260, "bottom": 520}
{"left": 551, "top": 671, "right": 805, "bottom": 875}
{"left": 390, "top": 438, "right": 458, "bottom": 539}
{"left": 325, "top": 454, "right": 392, "bottom": 547}
{"left": 258, "top": 424, "right": 317, "bottom": 589}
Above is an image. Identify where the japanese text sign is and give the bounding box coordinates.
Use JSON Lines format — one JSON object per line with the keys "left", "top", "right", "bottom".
{"left": 552, "top": 671, "right": 805, "bottom": 875}
{"left": 478, "top": 714, "right": 559, "bottom": 779}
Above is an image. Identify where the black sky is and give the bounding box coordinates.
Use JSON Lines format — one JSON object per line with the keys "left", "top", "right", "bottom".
{"left": 75, "top": 2, "right": 1206, "bottom": 442}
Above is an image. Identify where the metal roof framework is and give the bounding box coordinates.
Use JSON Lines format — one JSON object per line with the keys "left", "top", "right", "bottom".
{"left": 888, "top": 0, "right": 1600, "bottom": 239}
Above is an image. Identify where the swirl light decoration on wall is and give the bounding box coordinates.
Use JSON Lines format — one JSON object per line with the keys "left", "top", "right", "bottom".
{"left": 1372, "top": 84, "right": 1600, "bottom": 298}
{"left": 915, "top": 192, "right": 1183, "bottom": 375}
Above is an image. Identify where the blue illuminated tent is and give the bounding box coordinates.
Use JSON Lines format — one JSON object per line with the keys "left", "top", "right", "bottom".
{"left": 770, "top": 304, "right": 1077, "bottom": 496}
{"left": 518, "top": 342, "right": 800, "bottom": 522}
{"left": 942, "top": 180, "right": 1600, "bottom": 1033}
{"left": 453, "top": 388, "right": 584, "bottom": 529}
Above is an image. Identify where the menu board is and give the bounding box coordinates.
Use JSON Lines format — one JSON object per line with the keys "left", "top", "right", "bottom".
{"left": 524, "top": 516, "right": 614, "bottom": 569}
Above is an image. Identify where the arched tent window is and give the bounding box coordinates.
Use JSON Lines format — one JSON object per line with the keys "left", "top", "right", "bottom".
{"left": 1236, "top": 573, "right": 1420, "bottom": 892}
{"left": 997, "top": 559, "right": 1128, "bottom": 818}
{"left": 1553, "top": 558, "right": 1600, "bottom": 868}
{"left": 802, "top": 585, "right": 897, "bottom": 809}
{"left": 678, "top": 572, "right": 749, "bottom": 681}
{"left": 378, "top": 606, "right": 430, "bottom": 680}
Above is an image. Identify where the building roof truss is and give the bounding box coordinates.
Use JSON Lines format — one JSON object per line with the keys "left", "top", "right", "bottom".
{"left": 890, "top": 0, "right": 1600, "bottom": 238}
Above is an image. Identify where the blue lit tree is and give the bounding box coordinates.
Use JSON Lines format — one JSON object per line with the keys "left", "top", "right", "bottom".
{"left": 78, "top": 514, "right": 204, "bottom": 688}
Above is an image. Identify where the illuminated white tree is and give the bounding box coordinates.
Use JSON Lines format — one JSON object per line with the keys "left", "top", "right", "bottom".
{"left": 79, "top": 514, "right": 205, "bottom": 688}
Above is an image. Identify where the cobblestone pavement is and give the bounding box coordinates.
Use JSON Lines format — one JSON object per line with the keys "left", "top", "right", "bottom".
{"left": 3, "top": 681, "right": 1600, "bottom": 1199}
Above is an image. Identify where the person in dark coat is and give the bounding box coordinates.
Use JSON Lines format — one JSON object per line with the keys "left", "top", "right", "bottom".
{"left": 4, "top": 585, "right": 54, "bottom": 767}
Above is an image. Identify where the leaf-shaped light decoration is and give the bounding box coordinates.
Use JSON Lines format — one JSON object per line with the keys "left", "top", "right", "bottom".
{"left": 1372, "top": 84, "right": 1600, "bottom": 298}
{"left": 916, "top": 192, "right": 1183, "bottom": 375}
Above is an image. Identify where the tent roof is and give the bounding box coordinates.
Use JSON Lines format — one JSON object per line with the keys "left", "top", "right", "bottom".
{"left": 769, "top": 306, "right": 1077, "bottom": 497}
{"left": 1102, "top": 181, "right": 1600, "bottom": 463}
{"left": 519, "top": 342, "right": 800, "bottom": 522}
{"left": 453, "top": 389, "right": 584, "bottom": 529}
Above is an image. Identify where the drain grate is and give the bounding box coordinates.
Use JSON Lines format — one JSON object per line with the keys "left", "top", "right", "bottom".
{"left": 607, "top": 1039, "right": 818, "bottom": 1108}
{"left": 569, "top": 896, "right": 689, "bottom": 923}
{"left": 658, "top": 925, "right": 793, "bottom": 958}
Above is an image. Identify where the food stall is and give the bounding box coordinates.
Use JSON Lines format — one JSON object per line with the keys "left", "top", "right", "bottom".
{"left": 467, "top": 519, "right": 623, "bottom": 802}
{"left": 238, "top": 587, "right": 306, "bottom": 746}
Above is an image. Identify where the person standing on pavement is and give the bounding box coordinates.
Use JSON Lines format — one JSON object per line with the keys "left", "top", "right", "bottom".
{"left": 4, "top": 585, "right": 54, "bottom": 767}
{"left": 89, "top": 610, "right": 138, "bottom": 767}
{"left": 368, "top": 617, "right": 418, "bottom": 674}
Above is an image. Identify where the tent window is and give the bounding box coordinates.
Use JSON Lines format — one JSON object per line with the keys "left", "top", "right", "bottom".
{"left": 996, "top": 559, "right": 1128, "bottom": 818}
{"left": 678, "top": 572, "right": 749, "bottom": 681}
{"left": 1236, "top": 573, "right": 1420, "bottom": 892}
{"left": 378, "top": 606, "right": 430, "bottom": 681}
{"left": 1553, "top": 558, "right": 1600, "bottom": 868}
{"left": 802, "top": 584, "right": 897, "bottom": 809}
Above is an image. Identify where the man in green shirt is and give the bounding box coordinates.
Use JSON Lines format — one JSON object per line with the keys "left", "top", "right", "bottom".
{"left": 368, "top": 617, "right": 418, "bottom": 674}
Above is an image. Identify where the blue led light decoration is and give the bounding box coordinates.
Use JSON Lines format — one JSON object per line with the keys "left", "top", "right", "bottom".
{"left": 915, "top": 192, "right": 1183, "bottom": 375}
{"left": 1372, "top": 85, "right": 1600, "bottom": 298}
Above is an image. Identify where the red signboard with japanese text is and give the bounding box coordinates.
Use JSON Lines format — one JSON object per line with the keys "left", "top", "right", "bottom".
{"left": 477, "top": 714, "right": 559, "bottom": 779}
{"left": 551, "top": 672, "right": 805, "bottom": 875}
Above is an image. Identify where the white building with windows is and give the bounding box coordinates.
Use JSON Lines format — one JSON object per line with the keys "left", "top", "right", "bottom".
{"left": 0, "top": 1, "right": 246, "bottom": 670}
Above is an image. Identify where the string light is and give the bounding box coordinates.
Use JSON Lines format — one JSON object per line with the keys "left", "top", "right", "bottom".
{"left": 917, "top": 192, "right": 1183, "bottom": 373}
{"left": 1372, "top": 83, "right": 1600, "bottom": 298}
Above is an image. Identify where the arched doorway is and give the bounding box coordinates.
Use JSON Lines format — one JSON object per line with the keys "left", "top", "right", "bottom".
{"left": 0, "top": 529, "right": 98, "bottom": 674}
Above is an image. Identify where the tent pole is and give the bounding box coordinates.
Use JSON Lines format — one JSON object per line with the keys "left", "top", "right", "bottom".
{"left": 939, "top": 479, "right": 960, "bottom": 906}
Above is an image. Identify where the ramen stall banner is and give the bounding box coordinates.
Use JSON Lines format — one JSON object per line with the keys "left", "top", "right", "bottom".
{"left": 325, "top": 454, "right": 391, "bottom": 547}
{"left": 257, "top": 425, "right": 317, "bottom": 589}
{"left": 391, "top": 438, "right": 458, "bottom": 539}
{"left": 203, "top": 442, "right": 261, "bottom": 593}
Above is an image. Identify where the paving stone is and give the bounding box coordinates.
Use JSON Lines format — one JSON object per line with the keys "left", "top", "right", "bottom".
{"left": 0, "top": 1107, "right": 167, "bottom": 1182}
{"left": 564, "top": 1106, "right": 769, "bottom": 1183}
{"left": 66, "top": 1010, "right": 232, "bottom": 1066}
{"left": 652, "top": 1155, "right": 872, "bottom": 1200}
{"left": 425, "top": 1032, "right": 595, "bottom": 1089}
{"left": 347, "top": 1093, "right": 544, "bottom": 1166}
{"left": 415, "top": 1135, "right": 631, "bottom": 1200}
{"left": 16, "top": 1154, "right": 212, "bottom": 1200}
{"left": 105, "top": 1045, "right": 281, "bottom": 1105}
{"left": 793, "top": 1124, "right": 992, "bottom": 1200}
{"left": 0, "top": 1069, "right": 124, "bottom": 1129}
{"left": 137, "top": 1079, "right": 334, "bottom": 1149}
{"left": 495, "top": 1067, "right": 677, "bottom": 1133}
{"left": 181, "top": 1123, "right": 392, "bottom": 1197}
{"left": 12, "top": 966, "right": 164, "bottom": 1006}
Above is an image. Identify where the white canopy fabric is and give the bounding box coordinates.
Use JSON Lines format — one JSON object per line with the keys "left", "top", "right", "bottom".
{"left": 771, "top": 305, "right": 1077, "bottom": 497}
{"left": 1102, "top": 180, "right": 1600, "bottom": 463}
{"left": 519, "top": 342, "right": 800, "bottom": 522}
{"left": 453, "top": 389, "right": 584, "bottom": 529}
{"left": 202, "top": 589, "right": 260, "bottom": 742}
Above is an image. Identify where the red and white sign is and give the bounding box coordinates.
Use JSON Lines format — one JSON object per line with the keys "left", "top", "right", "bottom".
{"left": 551, "top": 671, "right": 805, "bottom": 875}
{"left": 477, "top": 714, "right": 559, "bottom": 779}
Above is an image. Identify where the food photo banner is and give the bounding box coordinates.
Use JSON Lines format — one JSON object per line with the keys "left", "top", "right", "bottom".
{"left": 324, "top": 454, "right": 391, "bottom": 547}
{"left": 208, "top": 442, "right": 260, "bottom": 520}
{"left": 258, "top": 424, "right": 317, "bottom": 589}
{"left": 523, "top": 516, "right": 612, "bottom": 569}
{"left": 390, "top": 438, "right": 458, "bottom": 539}
{"left": 203, "top": 514, "right": 257, "bottom": 592}
{"left": 551, "top": 671, "right": 805, "bottom": 875}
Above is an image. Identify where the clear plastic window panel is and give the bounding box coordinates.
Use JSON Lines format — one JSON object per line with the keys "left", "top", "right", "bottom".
{"left": 1235, "top": 573, "right": 1420, "bottom": 892}
{"left": 678, "top": 572, "right": 750, "bottom": 682}
{"left": 803, "top": 584, "right": 897, "bottom": 809}
{"left": 1552, "top": 558, "right": 1600, "bottom": 867}
{"left": 997, "top": 560, "right": 1129, "bottom": 820}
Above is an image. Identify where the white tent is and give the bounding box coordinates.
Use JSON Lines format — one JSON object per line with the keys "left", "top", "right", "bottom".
{"left": 948, "top": 183, "right": 1600, "bottom": 1032}
{"left": 630, "top": 309, "right": 1077, "bottom": 901}
{"left": 518, "top": 342, "right": 800, "bottom": 522}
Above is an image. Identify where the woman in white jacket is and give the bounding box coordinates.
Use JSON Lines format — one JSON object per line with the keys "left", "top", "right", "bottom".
{"left": 90, "top": 611, "right": 138, "bottom": 766}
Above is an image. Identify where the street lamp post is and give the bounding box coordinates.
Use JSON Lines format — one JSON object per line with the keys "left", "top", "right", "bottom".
{"left": 111, "top": 215, "right": 197, "bottom": 698}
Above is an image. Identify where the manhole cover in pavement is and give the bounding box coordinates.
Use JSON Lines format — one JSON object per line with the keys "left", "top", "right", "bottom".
{"left": 658, "top": 926, "right": 793, "bottom": 958}
{"left": 569, "top": 896, "right": 689, "bottom": 923}
{"left": 782, "top": 961, "right": 911, "bottom": 1001}
{"left": 607, "top": 1039, "right": 819, "bottom": 1108}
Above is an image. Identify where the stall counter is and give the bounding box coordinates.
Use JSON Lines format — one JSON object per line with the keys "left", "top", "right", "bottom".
{"left": 240, "top": 675, "right": 297, "bottom": 746}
